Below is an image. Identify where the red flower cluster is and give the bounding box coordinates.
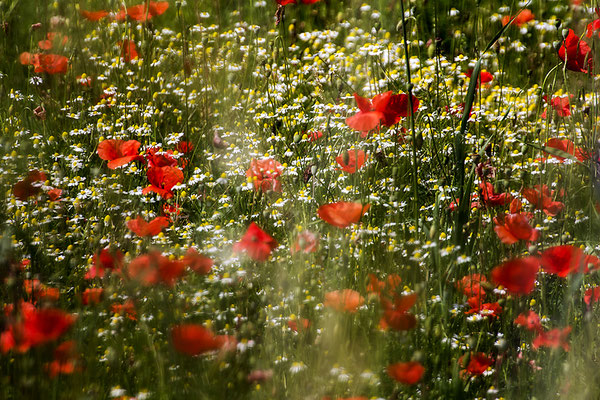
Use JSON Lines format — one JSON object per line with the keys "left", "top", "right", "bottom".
{"left": 387, "top": 361, "right": 425, "bottom": 385}
{"left": 80, "top": 1, "right": 169, "bottom": 22}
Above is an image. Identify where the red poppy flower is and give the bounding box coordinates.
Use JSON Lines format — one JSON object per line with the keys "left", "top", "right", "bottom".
{"left": 80, "top": 9, "right": 110, "bottom": 21}
{"left": 127, "top": 216, "right": 170, "bottom": 237}
{"left": 82, "top": 288, "right": 104, "bottom": 305}
{"left": 317, "top": 202, "right": 370, "bottom": 228}
{"left": 466, "top": 68, "right": 494, "bottom": 85}
{"left": 540, "top": 245, "right": 585, "bottom": 277}
{"left": 276, "top": 0, "right": 297, "bottom": 4}
{"left": 465, "top": 297, "right": 502, "bottom": 318}
{"left": 345, "top": 91, "right": 419, "bottom": 134}
{"left": 38, "top": 32, "right": 68, "bottom": 51}
{"left": 47, "top": 188, "right": 62, "bottom": 201}
{"left": 45, "top": 340, "right": 79, "bottom": 378}
{"left": 115, "top": 1, "right": 169, "bottom": 21}
{"left": 309, "top": 130, "right": 323, "bottom": 141}
{"left": 127, "top": 251, "right": 185, "bottom": 287}
{"left": 85, "top": 248, "right": 124, "bottom": 279}
{"left": 111, "top": 300, "right": 137, "bottom": 320}
{"left": 501, "top": 9, "right": 535, "bottom": 27}
{"left": 23, "top": 280, "right": 59, "bottom": 303}
{"left": 584, "top": 287, "right": 600, "bottom": 306}
{"left": 455, "top": 274, "right": 487, "bottom": 298}
{"left": 171, "top": 324, "right": 229, "bottom": 356}
{"left": 387, "top": 361, "right": 425, "bottom": 385}
{"left": 587, "top": 9, "right": 600, "bottom": 38}
{"left": 13, "top": 170, "right": 46, "bottom": 200}
{"left": 143, "top": 166, "right": 184, "bottom": 199}
{"left": 233, "top": 222, "right": 278, "bottom": 262}
{"left": 246, "top": 158, "right": 283, "bottom": 192}
{"left": 479, "top": 181, "right": 512, "bottom": 207}
{"left": 146, "top": 147, "right": 178, "bottom": 168}
{"left": 182, "top": 248, "right": 213, "bottom": 275}
{"left": 463, "top": 352, "right": 494, "bottom": 375}
{"left": 367, "top": 273, "right": 402, "bottom": 297}
{"left": 336, "top": 149, "right": 367, "bottom": 173}
{"left": 97, "top": 139, "right": 143, "bottom": 169}
{"left": 23, "top": 308, "right": 76, "bottom": 348}
{"left": 522, "top": 185, "right": 565, "bottom": 216}
{"left": 558, "top": 29, "right": 593, "bottom": 73}
{"left": 532, "top": 326, "right": 571, "bottom": 351}
{"left": 119, "top": 39, "right": 139, "bottom": 62}
{"left": 291, "top": 230, "right": 319, "bottom": 254}
{"left": 493, "top": 213, "right": 539, "bottom": 244}
{"left": 514, "top": 310, "right": 542, "bottom": 333}
{"left": 542, "top": 96, "right": 571, "bottom": 118}
{"left": 491, "top": 257, "right": 540, "bottom": 295}
{"left": 177, "top": 141, "right": 194, "bottom": 153}
{"left": 324, "top": 289, "right": 364, "bottom": 313}
{"left": 287, "top": 317, "right": 311, "bottom": 332}
{"left": 20, "top": 53, "right": 68, "bottom": 74}
{"left": 380, "top": 293, "right": 417, "bottom": 330}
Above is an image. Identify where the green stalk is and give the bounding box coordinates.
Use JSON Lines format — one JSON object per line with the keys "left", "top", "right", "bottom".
{"left": 398, "top": 0, "right": 419, "bottom": 223}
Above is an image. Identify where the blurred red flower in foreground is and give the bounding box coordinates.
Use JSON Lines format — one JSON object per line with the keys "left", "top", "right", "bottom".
{"left": 97, "top": 139, "right": 143, "bottom": 169}
{"left": 45, "top": 340, "right": 79, "bottom": 378}
{"left": 127, "top": 251, "right": 185, "bottom": 287}
{"left": 143, "top": 166, "right": 184, "bottom": 199}
{"left": 466, "top": 68, "right": 494, "bottom": 85}
{"left": 82, "top": 288, "right": 104, "bottom": 305}
{"left": 85, "top": 248, "right": 124, "bottom": 279}
{"left": 80, "top": 9, "right": 109, "bottom": 21}
{"left": 317, "top": 202, "right": 370, "bottom": 228}
{"left": 380, "top": 293, "right": 417, "bottom": 331}
{"left": 1, "top": 306, "right": 75, "bottom": 353}
{"left": 20, "top": 53, "right": 68, "bottom": 74}
{"left": 127, "top": 216, "right": 170, "bottom": 237}
{"left": 171, "top": 324, "right": 235, "bottom": 356}
{"left": 345, "top": 91, "right": 419, "bottom": 135}
{"left": 182, "top": 248, "right": 213, "bottom": 275}
{"left": 462, "top": 352, "right": 494, "bottom": 376}
{"left": 119, "top": 39, "right": 139, "bottom": 62}
{"left": 501, "top": 9, "right": 534, "bottom": 27}
{"left": 491, "top": 257, "right": 539, "bottom": 295}
{"left": 514, "top": 310, "right": 542, "bottom": 333}
{"left": 246, "top": 158, "right": 283, "bottom": 192}
{"left": 532, "top": 326, "right": 572, "bottom": 351}
{"left": 291, "top": 230, "right": 319, "bottom": 254}
{"left": 233, "top": 222, "right": 278, "bottom": 261}
{"left": 336, "top": 149, "right": 367, "bottom": 174}
{"left": 558, "top": 29, "right": 593, "bottom": 73}
{"left": 324, "top": 289, "right": 364, "bottom": 313}
{"left": 387, "top": 361, "right": 425, "bottom": 385}
{"left": 493, "top": 213, "right": 539, "bottom": 245}
{"left": 540, "top": 245, "right": 586, "bottom": 277}
{"left": 585, "top": 287, "right": 600, "bottom": 306}
{"left": 13, "top": 170, "right": 46, "bottom": 201}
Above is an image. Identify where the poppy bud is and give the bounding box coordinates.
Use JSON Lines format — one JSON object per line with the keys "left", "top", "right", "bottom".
{"left": 562, "top": 28, "right": 570, "bottom": 39}
{"left": 293, "top": 133, "right": 301, "bottom": 143}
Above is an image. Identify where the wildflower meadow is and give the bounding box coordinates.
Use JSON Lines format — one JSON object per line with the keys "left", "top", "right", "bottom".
{"left": 2, "top": 0, "right": 600, "bottom": 398}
